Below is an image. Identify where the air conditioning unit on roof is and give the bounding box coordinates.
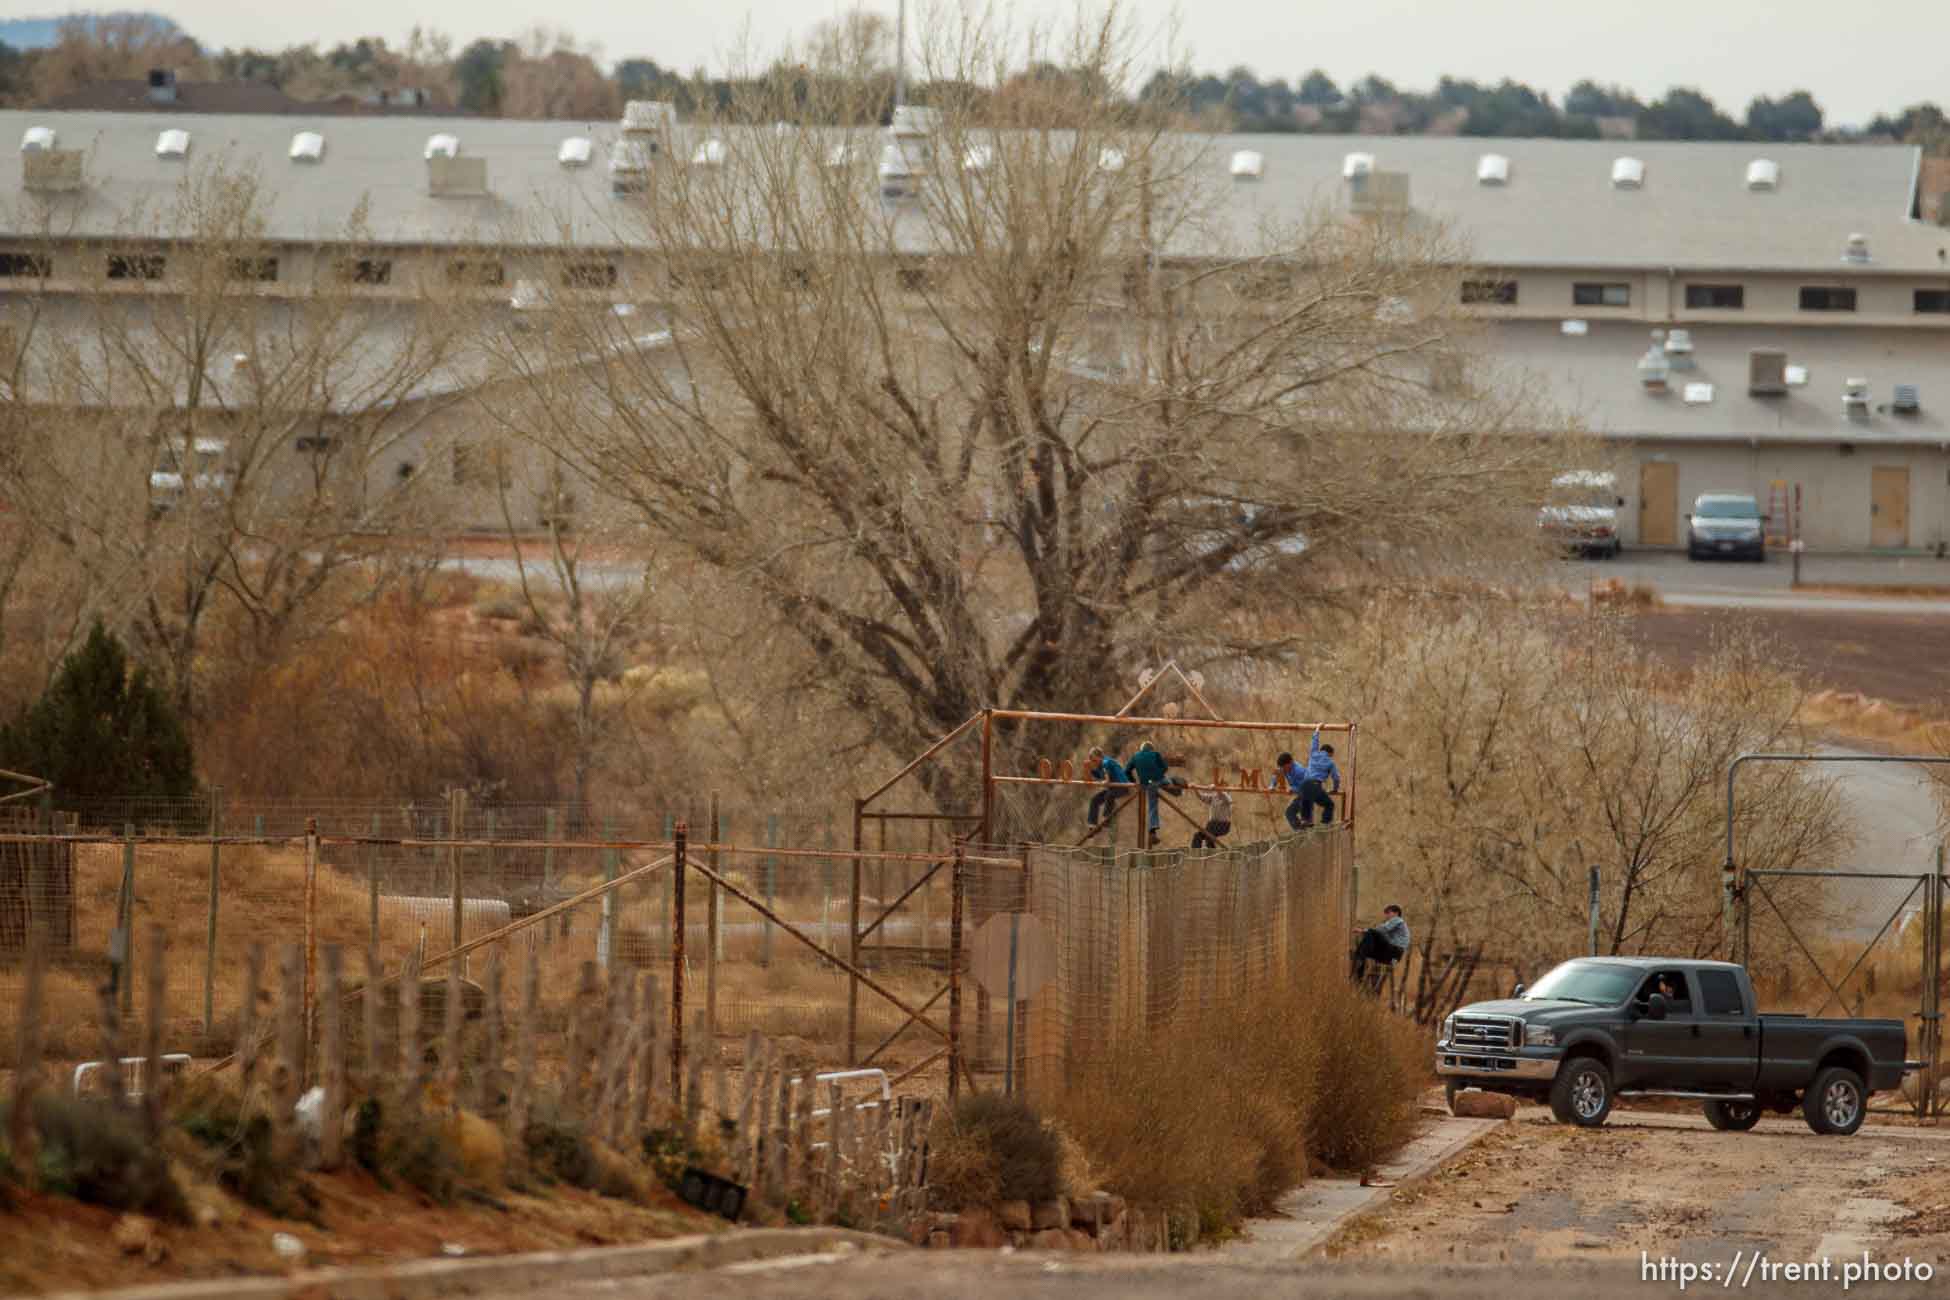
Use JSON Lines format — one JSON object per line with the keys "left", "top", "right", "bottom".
{"left": 1342, "top": 151, "right": 1374, "bottom": 179}
{"left": 558, "top": 136, "right": 593, "bottom": 167}
{"left": 424, "top": 133, "right": 460, "bottom": 160}
{"left": 622, "top": 100, "right": 676, "bottom": 132}
{"left": 155, "top": 128, "right": 190, "bottom": 159}
{"left": 289, "top": 131, "right": 325, "bottom": 163}
{"left": 20, "top": 125, "right": 54, "bottom": 153}
{"left": 1748, "top": 349, "right": 1788, "bottom": 396}
{"left": 1611, "top": 156, "right": 1645, "bottom": 189}
{"left": 1231, "top": 149, "right": 1264, "bottom": 180}
{"left": 1476, "top": 153, "right": 1509, "bottom": 185}
{"left": 1746, "top": 158, "right": 1780, "bottom": 191}
{"left": 1843, "top": 376, "right": 1871, "bottom": 419}
{"left": 1893, "top": 384, "right": 1921, "bottom": 413}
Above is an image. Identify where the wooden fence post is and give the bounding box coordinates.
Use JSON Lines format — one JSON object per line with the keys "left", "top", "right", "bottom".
{"left": 543, "top": 808, "right": 559, "bottom": 947}
{"left": 10, "top": 936, "right": 46, "bottom": 1183}
{"left": 363, "top": 944, "right": 382, "bottom": 1095}
{"left": 273, "top": 943, "right": 303, "bottom": 1162}
{"left": 671, "top": 821, "right": 687, "bottom": 1101}
{"left": 368, "top": 812, "right": 382, "bottom": 965}
{"left": 239, "top": 943, "right": 263, "bottom": 1098}
{"left": 118, "top": 823, "right": 135, "bottom": 1016}
{"left": 770, "top": 1057, "right": 791, "bottom": 1203}
{"left": 449, "top": 789, "right": 467, "bottom": 975}
{"left": 142, "top": 924, "right": 167, "bottom": 1138}
{"left": 793, "top": 1067, "right": 816, "bottom": 1209}
{"left": 683, "top": 1011, "right": 707, "bottom": 1147}
{"left": 204, "top": 787, "right": 221, "bottom": 1035}
{"left": 480, "top": 948, "right": 503, "bottom": 1116}
{"left": 707, "top": 792, "right": 721, "bottom": 1043}
{"left": 735, "top": 1030, "right": 761, "bottom": 1183}
{"left": 754, "top": 1042, "right": 779, "bottom": 1196}
{"left": 96, "top": 978, "right": 125, "bottom": 1106}
{"left": 399, "top": 951, "right": 422, "bottom": 1113}
{"left": 636, "top": 970, "right": 660, "bottom": 1132}
{"left": 444, "top": 954, "right": 464, "bottom": 1114}
{"left": 566, "top": 960, "right": 599, "bottom": 1123}
{"left": 304, "top": 818, "right": 319, "bottom": 1084}
{"left": 507, "top": 945, "right": 539, "bottom": 1172}
{"left": 320, "top": 944, "right": 344, "bottom": 1169}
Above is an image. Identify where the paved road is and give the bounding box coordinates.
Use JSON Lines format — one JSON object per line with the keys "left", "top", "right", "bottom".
{"left": 1558, "top": 550, "right": 1950, "bottom": 613}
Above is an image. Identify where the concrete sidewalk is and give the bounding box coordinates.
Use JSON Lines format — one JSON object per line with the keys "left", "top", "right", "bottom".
{"left": 1221, "top": 1114, "right": 1505, "bottom": 1262}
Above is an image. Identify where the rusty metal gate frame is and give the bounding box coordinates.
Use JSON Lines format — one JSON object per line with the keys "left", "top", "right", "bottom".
{"left": 1743, "top": 867, "right": 1942, "bottom": 1118}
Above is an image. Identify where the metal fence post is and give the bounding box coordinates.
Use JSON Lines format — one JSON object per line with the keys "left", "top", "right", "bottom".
{"left": 1588, "top": 865, "right": 1601, "bottom": 956}
{"left": 671, "top": 820, "right": 687, "bottom": 1096}
{"left": 304, "top": 816, "right": 319, "bottom": 1083}
{"left": 204, "top": 786, "right": 222, "bottom": 1034}
{"left": 762, "top": 813, "right": 778, "bottom": 967}
{"left": 707, "top": 792, "right": 721, "bottom": 1042}
{"left": 599, "top": 816, "right": 618, "bottom": 970}
{"left": 448, "top": 788, "right": 467, "bottom": 966}
{"left": 662, "top": 812, "right": 674, "bottom": 957}
{"left": 118, "top": 822, "right": 136, "bottom": 1015}
{"left": 367, "top": 812, "right": 381, "bottom": 965}
{"left": 948, "top": 839, "right": 965, "bottom": 1104}
{"left": 544, "top": 808, "right": 559, "bottom": 946}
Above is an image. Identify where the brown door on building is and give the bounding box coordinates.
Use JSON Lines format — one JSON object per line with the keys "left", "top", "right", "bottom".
{"left": 1871, "top": 466, "right": 1910, "bottom": 548}
{"left": 1639, "top": 461, "right": 1678, "bottom": 546}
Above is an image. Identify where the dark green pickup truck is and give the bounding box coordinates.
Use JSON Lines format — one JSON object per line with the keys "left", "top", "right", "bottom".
{"left": 1436, "top": 956, "right": 1915, "bottom": 1135}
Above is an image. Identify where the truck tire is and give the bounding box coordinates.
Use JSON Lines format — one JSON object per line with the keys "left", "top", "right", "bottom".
{"left": 1550, "top": 1056, "right": 1613, "bottom": 1127}
{"left": 1803, "top": 1067, "right": 1867, "bottom": 1136}
{"left": 1703, "top": 1099, "right": 1762, "bottom": 1131}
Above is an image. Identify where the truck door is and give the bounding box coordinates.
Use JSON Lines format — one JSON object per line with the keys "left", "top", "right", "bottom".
{"left": 1690, "top": 967, "right": 1757, "bottom": 1089}
{"left": 1621, "top": 968, "right": 1705, "bottom": 1087}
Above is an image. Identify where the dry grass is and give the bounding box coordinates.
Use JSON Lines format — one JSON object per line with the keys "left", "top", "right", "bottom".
{"left": 1046, "top": 947, "right": 1426, "bottom": 1240}
{"left": 1799, "top": 688, "right": 1950, "bottom": 759}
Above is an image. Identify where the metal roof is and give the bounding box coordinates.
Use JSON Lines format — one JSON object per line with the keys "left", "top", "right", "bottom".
{"left": 0, "top": 111, "right": 1941, "bottom": 270}
{"left": 1493, "top": 319, "right": 1950, "bottom": 443}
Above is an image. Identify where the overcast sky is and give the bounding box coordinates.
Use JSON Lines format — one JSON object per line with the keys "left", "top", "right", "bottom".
{"left": 152, "top": 0, "right": 1947, "bottom": 127}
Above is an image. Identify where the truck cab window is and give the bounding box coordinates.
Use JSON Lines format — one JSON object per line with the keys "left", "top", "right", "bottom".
{"left": 1696, "top": 969, "right": 1746, "bottom": 1017}
{"left": 1635, "top": 970, "right": 1692, "bottom": 1014}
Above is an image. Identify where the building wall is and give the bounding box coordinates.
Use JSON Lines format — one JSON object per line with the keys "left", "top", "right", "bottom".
{"left": 1464, "top": 268, "right": 1950, "bottom": 329}
{"left": 1615, "top": 439, "right": 1950, "bottom": 553}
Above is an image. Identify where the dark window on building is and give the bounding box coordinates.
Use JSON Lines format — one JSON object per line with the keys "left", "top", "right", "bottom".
{"left": 1697, "top": 969, "right": 1746, "bottom": 1018}
{"left": 227, "top": 256, "right": 279, "bottom": 282}
{"left": 447, "top": 260, "right": 506, "bottom": 287}
{"left": 1915, "top": 289, "right": 1950, "bottom": 314}
{"left": 1573, "top": 282, "right": 1630, "bottom": 307}
{"left": 562, "top": 261, "right": 618, "bottom": 289}
{"left": 338, "top": 258, "right": 393, "bottom": 286}
{"left": 107, "top": 253, "right": 166, "bottom": 281}
{"left": 0, "top": 252, "right": 52, "bottom": 277}
{"left": 1685, "top": 283, "right": 1744, "bottom": 309}
{"left": 1461, "top": 278, "right": 1518, "bottom": 305}
{"left": 1798, "top": 285, "right": 1857, "bottom": 312}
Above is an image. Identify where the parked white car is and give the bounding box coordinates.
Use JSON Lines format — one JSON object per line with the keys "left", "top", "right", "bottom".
{"left": 149, "top": 437, "right": 233, "bottom": 514}
{"left": 1539, "top": 470, "right": 1624, "bottom": 558}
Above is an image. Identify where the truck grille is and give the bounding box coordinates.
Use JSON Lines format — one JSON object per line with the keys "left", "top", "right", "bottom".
{"left": 1451, "top": 1014, "right": 1518, "bottom": 1050}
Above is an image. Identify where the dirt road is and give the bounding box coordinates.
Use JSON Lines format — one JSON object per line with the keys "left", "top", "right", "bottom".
{"left": 482, "top": 1106, "right": 1950, "bottom": 1300}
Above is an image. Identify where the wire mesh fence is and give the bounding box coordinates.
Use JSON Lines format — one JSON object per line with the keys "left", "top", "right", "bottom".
{"left": 0, "top": 792, "right": 1357, "bottom": 1115}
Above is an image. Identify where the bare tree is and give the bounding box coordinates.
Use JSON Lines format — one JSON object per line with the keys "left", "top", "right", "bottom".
{"left": 0, "top": 158, "right": 469, "bottom": 717}
{"left": 478, "top": 6, "right": 1569, "bottom": 774}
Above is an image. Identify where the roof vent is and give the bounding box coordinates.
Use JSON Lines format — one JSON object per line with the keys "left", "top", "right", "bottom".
{"left": 1476, "top": 153, "right": 1510, "bottom": 185}
{"left": 155, "top": 128, "right": 190, "bottom": 160}
{"left": 609, "top": 139, "right": 652, "bottom": 185}
{"left": 1748, "top": 349, "right": 1788, "bottom": 396}
{"left": 1842, "top": 232, "right": 1870, "bottom": 263}
{"left": 289, "top": 131, "right": 325, "bottom": 163}
{"left": 1843, "top": 376, "right": 1871, "bottom": 419}
{"left": 1683, "top": 382, "right": 1715, "bottom": 405}
{"left": 509, "top": 279, "right": 548, "bottom": 311}
{"left": 691, "top": 138, "right": 727, "bottom": 167}
{"left": 558, "top": 135, "right": 592, "bottom": 167}
{"left": 428, "top": 155, "right": 488, "bottom": 197}
{"left": 1099, "top": 147, "right": 1126, "bottom": 173}
{"left": 1663, "top": 327, "right": 1695, "bottom": 370}
{"left": 1230, "top": 149, "right": 1264, "bottom": 180}
{"left": 1611, "top": 156, "right": 1645, "bottom": 189}
{"left": 961, "top": 143, "right": 992, "bottom": 171}
{"left": 424, "top": 133, "right": 460, "bottom": 160}
{"left": 20, "top": 126, "right": 54, "bottom": 153}
{"left": 1785, "top": 363, "right": 1809, "bottom": 387}
{"left": 1893, "top": 383, "right": 1921, "bottom": 413}
{"left": 621, "top": 100, "right": 676, "bottom": 133}
{"left": 1637, "top": 335, "right": 1670, "bottom": 391}
{"left": 146, "top": 67, "right": 177, "bottom": 105}
{"left": 1342, "top": 151, "right": 1374, "bottom": 179}
{"left": 1746, "top": 158, "right": 1780, "bottom": 191}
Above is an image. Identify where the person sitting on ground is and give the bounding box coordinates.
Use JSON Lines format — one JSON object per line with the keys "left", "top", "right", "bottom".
{"left": 1084, "top": 747, "right": 1131, "bottom": 827}
{"left": 1125, "top": 741, "right": 1171, "bottom": 844}
{"left": 1190, "top": 783, "right": 1233, "bottom": 849}
{"left": 1351, "top": 904, "right": 1410, "bottom": 981}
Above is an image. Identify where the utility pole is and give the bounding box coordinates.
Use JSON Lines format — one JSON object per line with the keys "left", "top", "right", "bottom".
{"left": 894, "top": 0, "right": 907, "bottom": 109}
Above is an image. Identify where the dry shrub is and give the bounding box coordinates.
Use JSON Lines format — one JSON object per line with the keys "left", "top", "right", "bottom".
{"left": 1048, "top": 947, "right": 1420, "bottom": 1238}
{"left": 929, "top": 1094, "right": 1064, "bottom": 1208}
{"left": 3, "top": 1094, "right": 189, "bottom": 1221}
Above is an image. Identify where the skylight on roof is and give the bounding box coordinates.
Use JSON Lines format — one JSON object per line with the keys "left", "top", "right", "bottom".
{"left": 155, "top": 128, "right": 190, "bottom": 160}
{"left": 558, "top": 136, "right": 592, "bottom": 167}
{"left": 20, "top": 126, "right": 54, "bottom": 153}
{"left": 424, "top": 133, "right": 460, "bottom": 160}
{"left": 289, "top": 131, "right": 325, "bottom": 163}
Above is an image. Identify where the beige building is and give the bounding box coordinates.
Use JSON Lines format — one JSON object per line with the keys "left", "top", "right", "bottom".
{"left": 2, "top": 110, "right": 1948, "bottom": 550}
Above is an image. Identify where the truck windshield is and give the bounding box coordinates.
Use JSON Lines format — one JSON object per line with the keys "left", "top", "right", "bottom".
{"left": 1523, "top": 961, "right": 1641, "bottom": 1005}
